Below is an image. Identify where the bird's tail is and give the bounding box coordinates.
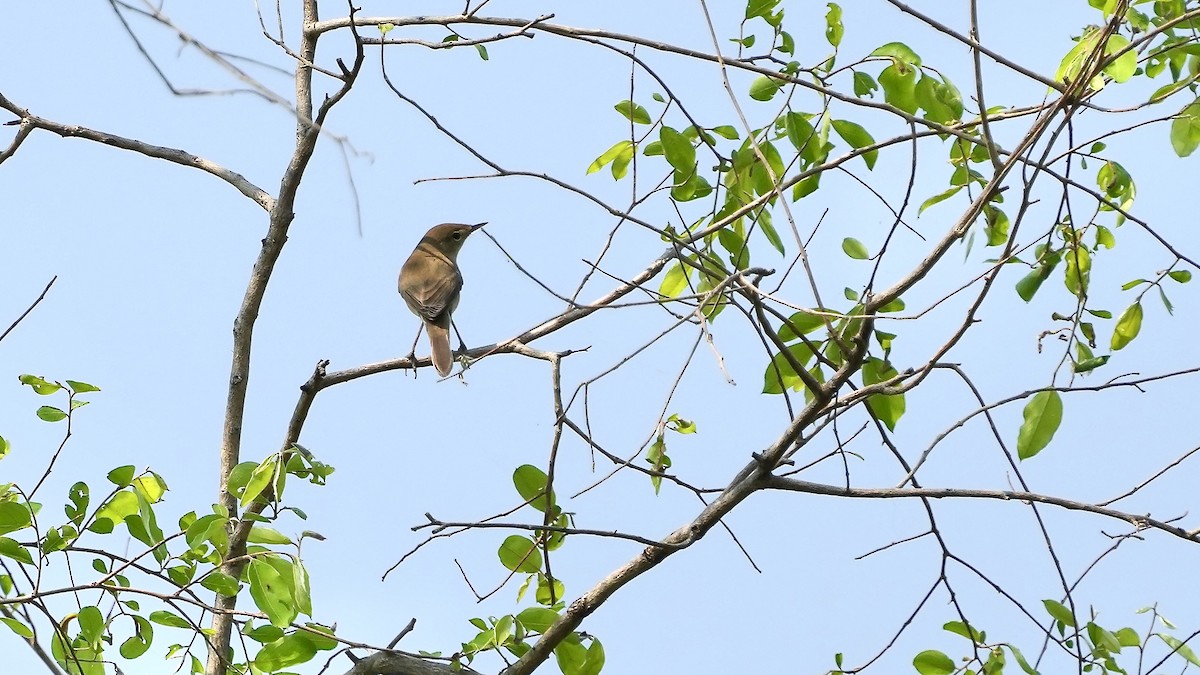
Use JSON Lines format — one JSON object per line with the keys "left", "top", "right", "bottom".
{"left": 426, "top": 321, "right": 453, "bottom": 376}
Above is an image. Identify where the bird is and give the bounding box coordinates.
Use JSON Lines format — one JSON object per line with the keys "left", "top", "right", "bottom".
{"left": 398, "top": 222, "right": 485, "bottom": 376}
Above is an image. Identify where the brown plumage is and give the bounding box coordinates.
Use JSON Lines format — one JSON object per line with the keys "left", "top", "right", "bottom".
{"left": 398, "top": 222, "right": 485, "bottom": 376}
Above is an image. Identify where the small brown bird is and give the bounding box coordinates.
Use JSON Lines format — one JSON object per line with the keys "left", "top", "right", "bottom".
{"left": 398, "top": 222, "right": 485, "bottom": 376}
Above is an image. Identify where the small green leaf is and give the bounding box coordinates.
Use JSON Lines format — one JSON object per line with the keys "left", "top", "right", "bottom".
{"left": 778, "top": 309, "right": 826, "bottom": 341}
{"left": 842, "top": 237, "right": 869, "bottom": 260}
{"left": 119, "top": 615, "right": 153, "bottom": 659}
{"left": 831, "top": 119, "right": 877, "bottom": 169}
{"left": 711, "top": 125, "right": 739, "bottom": 140}
{"left": 749, "top": 75, "right": 783, "bottom": 101}
{"left": 912, "top": 649, "right": 955, "bottom": 675}
{"left": 0, "top": 502, "right": 32, "bottom": 535}
{"left": 919, "top": 185, "right": 962, "bottom": 215}
{"left": 1170, "top": 101, "right": 1200, "bottom": 157}
{"left": 1168, "top": 269, "right": 1192, "bottom": 283}
{"left": 853, "top": 71, "right": 877, "bottom": 97}
{"left": 0, "top": 435, "right": 8, "bottom": 460}
{"left": 513, "top": 464, "right": 555, "bottom": 513}
{"left": 944, "top": 620, "right": 985, "bottom": 644}
{"left": 824, "top": 3, "right": 843, "bottom": 47}
{"left": 475, "top": 44, "right": 488, "bottom": 61}
{"left": 200, "top": 571, "right": 241, "bottom": 597}
{"left": 498, "top": 535, "right": 542, "bottom": 573}
{"left": 1114, "top": 627, "right": 1140, "bottom": 647}
{"left": 517, "top": 607, "right": 560, "bottom": 633}
{"left": 249, "top": 558, "right": 298, "bottom": 628}
{"left": 254, "top": 633, "right": 319, "bottom": 671}
{"left": 659, "top": 126, "right": 697, "bottom": 173}
{"left": 108, "top": 465, "right": 136, "bottom": 487}
{"left": 870, "top": 41, "right": 922, "bottom": 66}
{"left": 18, "top": 375, "right": 60, "bottom": 395}
{"left": 78, "top": 606, "right": 105, "bottom": 646}
{"left": 1042, "top": 599, "right": 1077, "bottom": 627}
{"left": 879, "top": 63, "right": 918, "bottom": 114}
{"left": 241, "top": 455, "right": 279, "bottom": 507}
{"left": 247, "top": 526, "right": 293, "bottom": 545}
{"left": 66, "top": 380, "right": 100, "bottom": 393}
{"left": 659, "top": 261, "right": 690, "bottom": 298}
{"left": 0, "top": 617, "right": 33, "bottom": 639}
{"left": 149, "top": 610, "right": 192, "bottom": 629}
{"left": 0, "top": 537, "right": 33, "bottom": 565}
{"left": 587, "top": 140, "right": 634, "bottom": 175}
{"left": 1110, "top": 302, "right": 1143, "bottom": 351}
{"left": 36, "top": 406, "right": 66, "bottom": 422}
{"left": 1018, "top": 392, "right": 1063, "bottom": 460}
{"left": 863, "top": 357, "right": 905, "bottom": 431}
{"left": 614, "top": 100, "right": 651, "bottom": 124}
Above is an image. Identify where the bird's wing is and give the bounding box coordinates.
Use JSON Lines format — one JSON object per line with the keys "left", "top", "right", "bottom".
{"left": 402, "top": 268, "right": 463, "bottom": 325}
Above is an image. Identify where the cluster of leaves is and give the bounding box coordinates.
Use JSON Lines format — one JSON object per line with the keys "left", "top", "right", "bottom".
{"left": 900, "top": 601, "right": 1200, "bottom": 675}
{"left": 0, "top": 376, "right": 338, "bottom": 674}
{"left": 443, "top": 465, "right": 603, "bottom": 675}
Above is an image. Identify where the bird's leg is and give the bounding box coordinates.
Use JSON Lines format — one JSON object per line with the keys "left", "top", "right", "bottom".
{"left": 450, "top": 319, "right": 475, "bottom": 372}
{"left": 407, "top": 324, "right": 425, "bottom": 378}
{"left": 450, "top": 319, "right": 469, "bottom": 354}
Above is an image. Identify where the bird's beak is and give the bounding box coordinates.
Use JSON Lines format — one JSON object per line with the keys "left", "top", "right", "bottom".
{"left": 471, "top": 222, "right": 488, "bottom": 230}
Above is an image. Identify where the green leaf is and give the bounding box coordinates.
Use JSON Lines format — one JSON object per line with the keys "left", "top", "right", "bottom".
{"left": 517, "top": 607, "right": 560, "bottom": 633}
{"left": 1095, "top": 224, "right": 1116, "bottom": 249}
{"left": 0, "top": 435, "right": 8, "bottom": 460}
{"left": 842, "top": 237, "right": 869, "bottom": 260}
{"left": 762, "top": 342, "right": 815, "bottom": 394}
{"left": 149, "top": 610, "right": 192, "bottom": 629}
{"left": 78, "top": 605, "right": 104, "bottom": 646}
{"left": 555, "top": 636, "right": 588, "bottom": 675}
{"left": 1110, "top": 302, "right": 1143, "bottom": 351}
{"left": 475, "top": 44, "right": 489, "bottom": 61}
{"left": 1114, "top": 627, "right": 1140, "bottom": 647}
{"left": 119, "top": 615, "right": 153, "bottom": 659}
{"left": 824, "top": 3, "right": 843, "bottom": 47}
{"left": 1042, "top": 599, "right": 1076, "bottom": 627}
{"left": 919, "top": 186, "right": 962, "bottom": 215}
{"left": 18, "top": 374, "right": 60, "bottom": 395}
{"left": 513, "top": 464, "right": 555, "bottom": 513}
{"left": 831, "top": 119, "right": 877, "bottom": 169}
{"left": 853, "top": 71, "right": 878, "bottom": 97}
{"left": 0, "top": 502, "right": 32, "bottom": 535}
{"left": 1158, "top": 633, "right": 1200, "bottom": 667}
{"left": 879, "top": 63, "right": 918, "bottom": 114}
{"left": 587, "top": 140, "right": 634, "bottom": 176}
{"left": 65, "top": 380, "right": 100, "bottom": 393}
{"left": 944, "top": 620, "right": 985, "bottom": 644}
{"left": 0, "top": 616, "right": 33, "bottom": 639}
{"left": 0, "top": 537, "right": 32, "bottom": 565}
{"left": 1169, "top": 269, "right": 1192, "bottom": 283}
{"left": 254, "top": 633, "right": 319, "bottom": 671}
{"left": 912, "top": 649, "right": 955, "bottom": 675}
{"left": 498, "top": 535, "right": 542, "bottom": 573}
{"left": 241, "top": 455, "right": 279, "bottom": 507}
{"left": 659, "top": 126, "right": 696, "bottom": 174}
{"left": 1018, "top": 391, "right": 1063, "bottom": 460}
{"left": 107, "top": 465, "right": 136, "bottom": 487}
{"left": 614, "top": 100, "right": 651, "bottom": 124}
{"left": 580, "top": 637, "right": 605, "bottom": 675}
{"left": 870, "top": 41, "right": 922, "bottom": 66}
{"left": 749, "top": 75, "right": 783, "bottom": 101}
{"left": 863, "top": 357, "right": 905, "bottom": 431}
{"left": 778, "top": 309, "right": 826, "bottom": 341}
{"left": 611, "top": 141, "right": 634, "bottom": 180}
{"left": 247, "top": 526, "right": 293, "bottom": 545}
{"left": 200, "top": 571, "right": 241, "bottom": 597}
{"left": 784, "top": 113, "right": 817, "bottom": 155}
{"left": 249, "top": 558, "right": 298, "bottom": 628}
{"left": 1016, "top": 263, "right": 1055, "bottom": 302}
{"left": 1171, "top": 101, "right": 1200, "bottom": 157}
{"left": 745, "top": 0, "right": 780, "bottom": 20}
{"left": 659, "top": 261, "right": 691, "bottom": 298}
{"left": 36, "top": 406, "right": 66, "bottom": 422}
{"left": 1102, "top": 34, "right": 1136, "bottom": 83}
{"left": 711, "top": 125, "right": 739, "bottom": 140}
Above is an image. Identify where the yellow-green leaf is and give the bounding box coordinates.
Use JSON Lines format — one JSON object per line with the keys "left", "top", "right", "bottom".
{"left": 1017, "top": 391, "right": 1063, "bottom": 460}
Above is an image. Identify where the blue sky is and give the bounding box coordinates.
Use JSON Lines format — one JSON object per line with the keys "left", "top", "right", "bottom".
{"left": 3, "top": 1, "right": 1199, "bottom": 674}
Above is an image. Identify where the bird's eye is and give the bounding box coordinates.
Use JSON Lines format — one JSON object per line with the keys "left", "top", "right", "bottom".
{"left": 453, "top": 231, "right": 464, "bottom": 240}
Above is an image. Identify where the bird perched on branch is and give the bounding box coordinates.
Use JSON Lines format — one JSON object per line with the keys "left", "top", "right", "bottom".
{"left": 398, "top": 222, "right": 485, "bottom": 376}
